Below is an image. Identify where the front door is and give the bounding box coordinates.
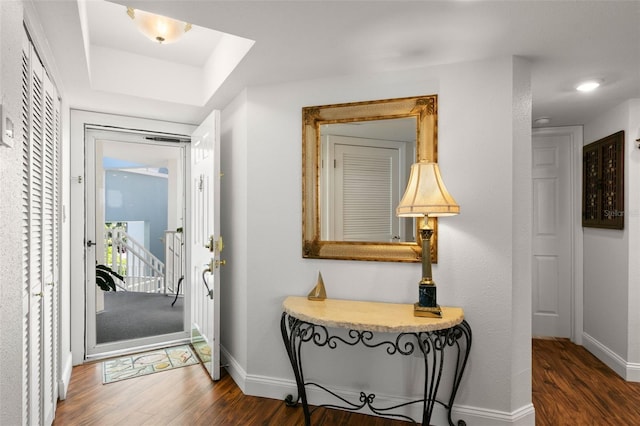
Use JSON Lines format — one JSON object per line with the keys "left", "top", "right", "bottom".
{"left": 188, "top": 110, "right": 222, "bottom": 380}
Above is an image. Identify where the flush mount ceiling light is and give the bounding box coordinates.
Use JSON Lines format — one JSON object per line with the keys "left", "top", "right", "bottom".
{"left": 127, "top": 7, "right": 192, "bottom": 44}
{"left": 576, "top": 80, "right": 602, "bottom": 92}
{"left": 534, "top": 117, "right": 551, "bottom": 125}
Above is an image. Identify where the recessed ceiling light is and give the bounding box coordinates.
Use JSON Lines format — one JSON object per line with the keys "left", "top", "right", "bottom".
{"left": 534, "top": 117, "right": 551, "bottom": 125}
{"left": 576, "top": 80, "right": 602, "bottom": 92}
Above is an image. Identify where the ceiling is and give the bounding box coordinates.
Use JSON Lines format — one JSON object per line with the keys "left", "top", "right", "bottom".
{"left": 32, "top": 1, "right": 640, "bottom": 128}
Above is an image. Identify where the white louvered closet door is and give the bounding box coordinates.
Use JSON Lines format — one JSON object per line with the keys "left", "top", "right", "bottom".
{"left": 333, "top": 144, "right": 401, "bottom": 242}
{"left": 21, "top": 29, "right": 60, "bottom": 426}
{"left": 42, "top": 60, "right": 61, "bottom": 426}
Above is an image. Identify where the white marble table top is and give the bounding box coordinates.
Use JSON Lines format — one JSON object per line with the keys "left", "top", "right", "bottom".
{"left": 283, "top": 296, "right": 464, "bottom": 333}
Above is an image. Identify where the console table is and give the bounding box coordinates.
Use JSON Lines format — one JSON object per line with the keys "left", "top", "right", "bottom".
{"left": 280, "top": 296, "right": 472, "bottom": 426}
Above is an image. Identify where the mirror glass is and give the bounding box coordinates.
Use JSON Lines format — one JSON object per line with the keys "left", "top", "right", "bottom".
{"left": 302, "top": 95, "right": 438, "bottom": 262}
{"left": 319, "top": 117, "right": 416, "bottom": 242}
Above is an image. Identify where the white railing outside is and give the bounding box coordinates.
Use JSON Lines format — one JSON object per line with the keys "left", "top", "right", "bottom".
{"left": 164, "top": 230, "right": 184, "bottom": 297}
{"left": 107, "top": 229, "right": 165, "bottom": 293}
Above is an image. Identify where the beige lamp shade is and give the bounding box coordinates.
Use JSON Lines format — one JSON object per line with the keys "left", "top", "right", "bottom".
{"left": 396, "top": 162, "right": 460, "bottom": 217}
{"left": 127, "top": 7, "right": 192, "bottom": 44}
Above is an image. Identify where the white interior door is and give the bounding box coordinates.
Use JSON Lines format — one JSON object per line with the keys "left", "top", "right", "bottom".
{"left": 22, "top": 30, "right": 60, "bottom": 426}
{"left": 532, "top": 132, "right": 572, "bottom": 337}
{"left": 41, "top": 64, "right": 61, "bottom": 426}
{"left": 26, "top": 40, "right": 45, "bottom": 426}
{"left": 188, "top": 110, "right": 221, "bottom": 380}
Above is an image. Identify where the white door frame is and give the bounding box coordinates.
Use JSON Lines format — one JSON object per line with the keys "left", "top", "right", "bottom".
{"left": 69, "top": 110, "right": 195, "bottom": 364}
{"left": 532, "top": 126, "right": 584, "bottom": 344}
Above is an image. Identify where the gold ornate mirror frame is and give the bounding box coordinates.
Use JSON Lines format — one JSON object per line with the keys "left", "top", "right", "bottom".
{"left": 302, "top": 95, "right": 438, "bottom": 262}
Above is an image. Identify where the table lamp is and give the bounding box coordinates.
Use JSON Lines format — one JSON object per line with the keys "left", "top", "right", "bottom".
{"left": 396, "top": 162, "right": 459, "bottom": 318}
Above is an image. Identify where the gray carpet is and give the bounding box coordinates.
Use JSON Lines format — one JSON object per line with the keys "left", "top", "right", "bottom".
{"left": 96, "top": 291, "right": 184, "bottom": 344}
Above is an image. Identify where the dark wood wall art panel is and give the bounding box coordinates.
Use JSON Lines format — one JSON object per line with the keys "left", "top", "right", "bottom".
{"left": 582, "top": 130, "right": 625, "bottom": 229}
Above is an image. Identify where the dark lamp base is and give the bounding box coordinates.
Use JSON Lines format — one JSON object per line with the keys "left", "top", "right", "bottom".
{"left": 414, "top": 303, "right": 442, "bottom": 318}
{"left": 418, "top": 283, "right": 437, "bottom": 307}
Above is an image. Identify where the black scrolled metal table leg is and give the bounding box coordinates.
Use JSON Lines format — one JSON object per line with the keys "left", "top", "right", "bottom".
{"left": 413, "top": 319, "right": 472, "bottom": 426}
{"left": 446, "top": 320, "right": 472, "bottom": 426}
{"left": 414, "top": 331, "right": 444, "bottom": 426}
{"left": 280, "top": 312, "right": 312, "bottom": 426}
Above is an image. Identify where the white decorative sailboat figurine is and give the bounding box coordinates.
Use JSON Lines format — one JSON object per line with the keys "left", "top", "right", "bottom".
{"left": 307, "top": 271, "right": 327, "bottom": 301}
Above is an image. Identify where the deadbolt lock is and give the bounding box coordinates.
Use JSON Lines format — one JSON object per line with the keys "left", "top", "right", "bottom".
{"left": 206, "top": 235, "right": 224, "bottom": 254}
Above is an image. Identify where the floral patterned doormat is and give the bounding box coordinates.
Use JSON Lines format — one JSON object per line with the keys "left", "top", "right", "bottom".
{"left": 102, "top": 345, "right": 199, "bottom": 384}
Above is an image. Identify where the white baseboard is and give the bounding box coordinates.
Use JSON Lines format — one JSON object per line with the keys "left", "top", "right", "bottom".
{"left": 221, "top": 346, "right": 535, "bottom": 425}
{"left": 627, "top": 363, "right": 640, "bottom": 382}
{"left": 220, "top": 345, "right": 248, "bottom": 393}
{"left": 582, "top": 332, "right": 640, "bottom": 382}
{"left": 582, "top": 332, "right": 627, "bottom": 379}
{"left": 58, "top": 351, "right": 73, "bottom": 400}
{"left": 454, "top": 403, "right": 535, "bottom": 426}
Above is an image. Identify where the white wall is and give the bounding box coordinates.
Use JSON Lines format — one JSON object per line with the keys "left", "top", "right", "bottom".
{"left": 0, "top": 2, "right": 27, "bottom": 423}
{"left": 221, "top": 56, "right": 533, "bottom": 424}
{"left": 510, "top": 56, "right": 534, "bottom": 412}
{"left": 220, "top": 89, "right": 250, "bottom": 383}
{"left": 583, "top": 98, "right": 640, "bottom": 380}
{"left": 627, "top": 100, "right": 640, "bottom": 370}
{"left": 583, "top": 103, "right": 629, "bottom": 359}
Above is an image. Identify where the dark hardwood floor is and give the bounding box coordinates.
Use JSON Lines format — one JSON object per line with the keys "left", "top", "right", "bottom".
{"left": 52, "top": 359, "right": 405, "bottom": 425}
{"left": 533, "top": 338, "right": 640, "bottom": 425}
{"left": 53, "top": 339, "right": 640, "bottom": 425}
